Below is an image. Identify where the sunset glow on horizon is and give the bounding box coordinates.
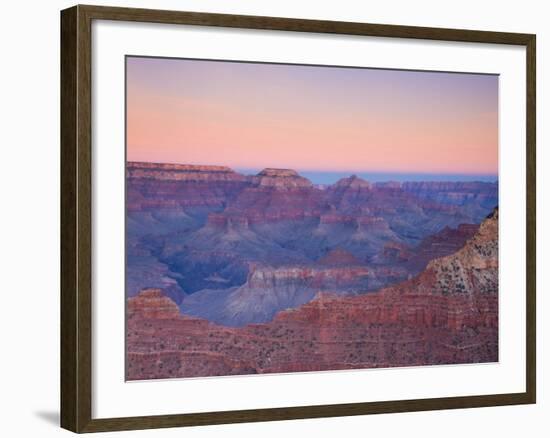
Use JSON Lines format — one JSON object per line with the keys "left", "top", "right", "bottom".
{"left": 126, "top": 56, "right": 498, "bottom": 177}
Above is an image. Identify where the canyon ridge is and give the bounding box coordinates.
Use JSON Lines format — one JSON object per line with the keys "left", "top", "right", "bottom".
{"left": 125, "top": 162, "right": 498, "bottom": 379}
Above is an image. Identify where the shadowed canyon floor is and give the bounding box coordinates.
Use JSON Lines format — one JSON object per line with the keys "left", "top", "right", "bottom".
{"left": 126, "top": 162, "right": 498, "bottom": 379}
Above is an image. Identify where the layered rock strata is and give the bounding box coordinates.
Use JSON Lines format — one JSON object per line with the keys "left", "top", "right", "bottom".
{"left": 126, "top": 210, "right": 498, "bottom": 380}
{"left": 126, "top": 162, "right": 498, "bottom": 327}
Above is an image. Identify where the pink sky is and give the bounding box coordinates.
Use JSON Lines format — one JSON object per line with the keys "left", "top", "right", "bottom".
{"left": 126, "top": 57, "right": 498, "bottom": 175}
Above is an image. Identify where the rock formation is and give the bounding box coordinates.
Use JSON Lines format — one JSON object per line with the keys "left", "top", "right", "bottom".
{"left": 126, "top": 209, "right": 498, "bottom": 380}
{"left": 178, "top": 264, "right": 407, "bottom": 327}
{"left": 253, "top": 168, "right": 313, "bottom": 189}
{"left": 126, "top": 162, "right": 498, "bottom": 327}
{"left": 401, "top": 181, "right": 498, "bottom": 208}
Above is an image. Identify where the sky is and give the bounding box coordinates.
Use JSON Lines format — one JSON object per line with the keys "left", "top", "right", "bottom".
{"left": 126, "top": 56, "right": 498, "bottom": 182}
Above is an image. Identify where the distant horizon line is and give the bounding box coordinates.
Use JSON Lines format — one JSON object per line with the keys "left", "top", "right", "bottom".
{"left": 126, "top": 160, "right": 498, "bottom": 176}
{"left": 127, "top": 160, "right": 498, "bottom": 184}
{"left": 238, "top": 168, "right": 498, "bottom": 184}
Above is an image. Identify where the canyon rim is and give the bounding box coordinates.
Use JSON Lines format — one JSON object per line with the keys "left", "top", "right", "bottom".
{"left": 125, "top": 56, "right": 499, "bottom": 380}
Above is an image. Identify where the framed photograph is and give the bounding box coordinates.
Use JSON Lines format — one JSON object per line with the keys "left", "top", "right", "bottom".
{"left": 60, "top": 4, "right": 536, "bottom": 433}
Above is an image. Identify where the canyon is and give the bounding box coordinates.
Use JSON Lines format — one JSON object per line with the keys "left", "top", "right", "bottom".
{"left": 126, "top": 162, "right": 497, "bottom": 328}
{"left": 126, "top": 208, "right": 498, "bottom": 380}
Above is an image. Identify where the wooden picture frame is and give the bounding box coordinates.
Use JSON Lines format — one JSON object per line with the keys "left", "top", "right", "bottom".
{"left": 61, "top": 4, "right": 536, "bottom": 433}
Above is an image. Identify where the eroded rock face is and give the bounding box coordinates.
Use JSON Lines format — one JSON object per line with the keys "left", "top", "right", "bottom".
{"left": 126, "top": 162, "right": 498, "bottom": 326}
{"left": 126, "top": 210, "right": 498, "bottom": 380}
{"left": 334, "top": 175, "right": 373, "bottom": 189}
{"left": 177, "top": 264, "right": 408, "bottom": 327}
{"left": 401, "top": 181, "right": 498, "bottom": 208}
{"left": 127, "top": 288, "right": 181, "bottom": 320}
{"left": 127, "top": 162, "right": 245, "bottom": 181}
{"left": 224, "top": 186, "right": 325, "bottom": 222}
{"left": 394, "top": 223, "right": 479, "bottom": 272}
{"left": 253, "top": 168, "right": 313, "bottom": 189}
{"left": 427, "top": 208, "right": 498, "bottom": 296}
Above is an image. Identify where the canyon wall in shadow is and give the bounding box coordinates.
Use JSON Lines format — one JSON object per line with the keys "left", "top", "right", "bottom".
{"left": 126, "top": 162, "right": 497, "bottom": 328}
{"left": 126, "top": 208, "right": 498, "bottom": 379}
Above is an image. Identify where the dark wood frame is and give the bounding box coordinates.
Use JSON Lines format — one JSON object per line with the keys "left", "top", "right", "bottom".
{"left": 61, "top": 4, "right": 536, "bottom": 433}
